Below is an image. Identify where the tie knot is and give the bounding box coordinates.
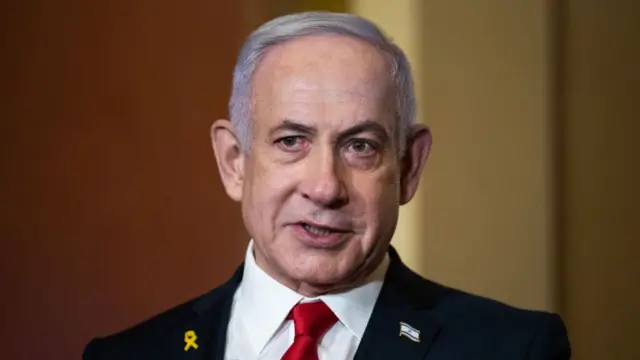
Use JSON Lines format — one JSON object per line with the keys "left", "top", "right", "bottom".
{"left": 289, "top": 301, "right": 338, "bottom": 340}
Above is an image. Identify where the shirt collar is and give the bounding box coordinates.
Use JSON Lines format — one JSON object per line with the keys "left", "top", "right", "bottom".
{"left": 234, "top": 240, "right": 389, "bottom": 354}
{"left": 234, "top": 241, "right": 303, "bottom": 355}
{"left": 320, "top": 253, "right": 389, "bottom": 339}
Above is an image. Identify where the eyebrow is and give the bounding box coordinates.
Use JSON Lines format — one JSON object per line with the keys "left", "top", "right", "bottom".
{"left": 269, "top": 119, "right": 390, "bottom": 143}
{"left": 269, "top": 119, "right": 317, "bottom": 138}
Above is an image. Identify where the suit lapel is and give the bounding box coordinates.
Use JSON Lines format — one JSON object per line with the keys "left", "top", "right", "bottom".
{"left": 353, "top": 248, "right": 443, "bottom": 360}
{"left": 178, "top": 265, "right": 244, "bottom": 360}
{"left": 170, "top": 248, "right": 444, "bottom": 360}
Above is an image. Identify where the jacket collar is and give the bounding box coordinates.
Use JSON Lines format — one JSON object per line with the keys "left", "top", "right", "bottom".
{"left": 187, "top": 246, "right": 445, "bottom": 360}
{"left": 353, "top": 246, "right": 445, "bottom": 360}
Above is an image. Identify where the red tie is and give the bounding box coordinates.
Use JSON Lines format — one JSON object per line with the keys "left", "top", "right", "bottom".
{"left": 281, "top": 301, "right": 338, "bottom": 360}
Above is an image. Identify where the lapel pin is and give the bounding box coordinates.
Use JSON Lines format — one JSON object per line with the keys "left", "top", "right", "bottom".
{"left": 184, "top": 330, "right": 199, "bottom": 351}
{"left": 399, "top": 321, "right": 421, "bottom": 343}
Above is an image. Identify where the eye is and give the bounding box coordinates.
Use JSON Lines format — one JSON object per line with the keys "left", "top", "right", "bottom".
{"left": 275, "top": 136, "right": 309, "bottom": 152}
{"left": 346, "top": 139, "right": 377, "bottom": 156}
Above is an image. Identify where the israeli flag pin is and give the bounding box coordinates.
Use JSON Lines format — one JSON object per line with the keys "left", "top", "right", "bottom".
{"left": 399, "top": 321, "right": 421, "bottom": 342}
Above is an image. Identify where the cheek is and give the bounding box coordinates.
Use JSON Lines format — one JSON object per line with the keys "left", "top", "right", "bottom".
{"left": 350, "top": 168, "right": 400, "bottom": 222}
{"left": 247, "top": 159, "right": 298, "bottom": 219}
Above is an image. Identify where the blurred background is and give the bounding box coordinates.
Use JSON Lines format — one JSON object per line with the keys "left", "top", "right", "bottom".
{"left": 1, "top": 0, "right": 638, "bottom": 359}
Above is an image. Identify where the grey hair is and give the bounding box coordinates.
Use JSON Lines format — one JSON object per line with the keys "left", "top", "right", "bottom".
{"left": 229, "top": 11, "right": 417, "bottom": 154}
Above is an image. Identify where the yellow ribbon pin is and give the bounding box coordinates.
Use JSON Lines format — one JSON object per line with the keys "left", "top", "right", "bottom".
{"left": 184, "top": 330, "right": 198, "bottom": 351}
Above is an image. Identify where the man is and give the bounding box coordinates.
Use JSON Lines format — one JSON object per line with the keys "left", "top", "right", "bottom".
{"left": 83, "top": 11, "right": 571, "bottom": 360}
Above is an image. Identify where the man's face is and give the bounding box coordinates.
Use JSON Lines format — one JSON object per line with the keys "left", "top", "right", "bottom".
{"left": 212, "top": 35, "right": 430, "bottom": 294}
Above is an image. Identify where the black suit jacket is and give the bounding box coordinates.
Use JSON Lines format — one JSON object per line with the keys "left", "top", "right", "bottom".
{"left": 83, "top": 247, "right": 571, "bottom": 359}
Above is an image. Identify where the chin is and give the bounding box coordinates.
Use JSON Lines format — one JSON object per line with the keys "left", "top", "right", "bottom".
{"left": 286, "top": 254, "right": 355, "bottom": 286}
{"left": 293, "top": 273, "right": 350, "bottom": 290}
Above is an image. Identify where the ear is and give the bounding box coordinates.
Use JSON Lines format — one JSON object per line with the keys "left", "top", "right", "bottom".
{"left": 400, "top": 124, "right": 432, "bottom": 205}
{"left": 210, "top": 119, "right": 244, "bottom": 202}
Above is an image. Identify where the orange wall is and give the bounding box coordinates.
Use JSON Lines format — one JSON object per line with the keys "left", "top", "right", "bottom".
{"left": 1, "top": 2, "right": 248, "bottom": 359}
{"left": 563, "top": 1, "right": 640, "bottom": 358}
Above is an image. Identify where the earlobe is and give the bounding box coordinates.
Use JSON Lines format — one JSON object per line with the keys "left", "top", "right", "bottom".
{"left": 210, "top": 119, "right": 244, "bottom": 202}
{"left": 400, "top": 125, "right": 432, "bottom": 205}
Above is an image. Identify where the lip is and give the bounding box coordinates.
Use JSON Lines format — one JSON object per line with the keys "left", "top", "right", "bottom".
{"left": 299, "top": 220, "right": 350, "bottom": 233}
{"left": 289, "top": 221, "right": 351, "bottom": 249}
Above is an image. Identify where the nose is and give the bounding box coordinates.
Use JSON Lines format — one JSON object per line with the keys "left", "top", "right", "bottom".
{"left": 300, "top": 149, "right": 348, "bottom": 208}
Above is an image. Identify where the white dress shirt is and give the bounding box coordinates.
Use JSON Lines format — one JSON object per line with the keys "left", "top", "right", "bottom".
{"left": 224, "top": 241, "right": 389, "bottom": 360}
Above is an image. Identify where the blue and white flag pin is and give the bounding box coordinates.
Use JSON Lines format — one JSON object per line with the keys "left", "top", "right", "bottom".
{"left": 399, "top": 321, "right": 421, "bottom": 342}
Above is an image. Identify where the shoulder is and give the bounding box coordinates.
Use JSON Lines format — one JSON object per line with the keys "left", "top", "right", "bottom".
{"left": 435, "top": 287, "right": 570, "bottom": 358}
{"left": 388, "top": 262, "right": 570, "bottom": 358}
{"left": 437, "top": 285, "right": 567, "bottom": 338}
{"left": 83, "top": 268, "right": 242, "bottom": 360}
{"left": 83, "top": 294, "right": 205, "bottom": 360}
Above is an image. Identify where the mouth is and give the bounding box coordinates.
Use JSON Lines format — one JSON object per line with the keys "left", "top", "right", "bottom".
{"left": 300, "top": 222, "right": 350, "bottom": 235}
{"left": 290, "top": 221, "right": 352, "bottom": 248}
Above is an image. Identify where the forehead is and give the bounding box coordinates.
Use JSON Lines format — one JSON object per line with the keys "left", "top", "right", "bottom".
{"left": 251, "top": 35, "right": 394, "bottom": 126}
